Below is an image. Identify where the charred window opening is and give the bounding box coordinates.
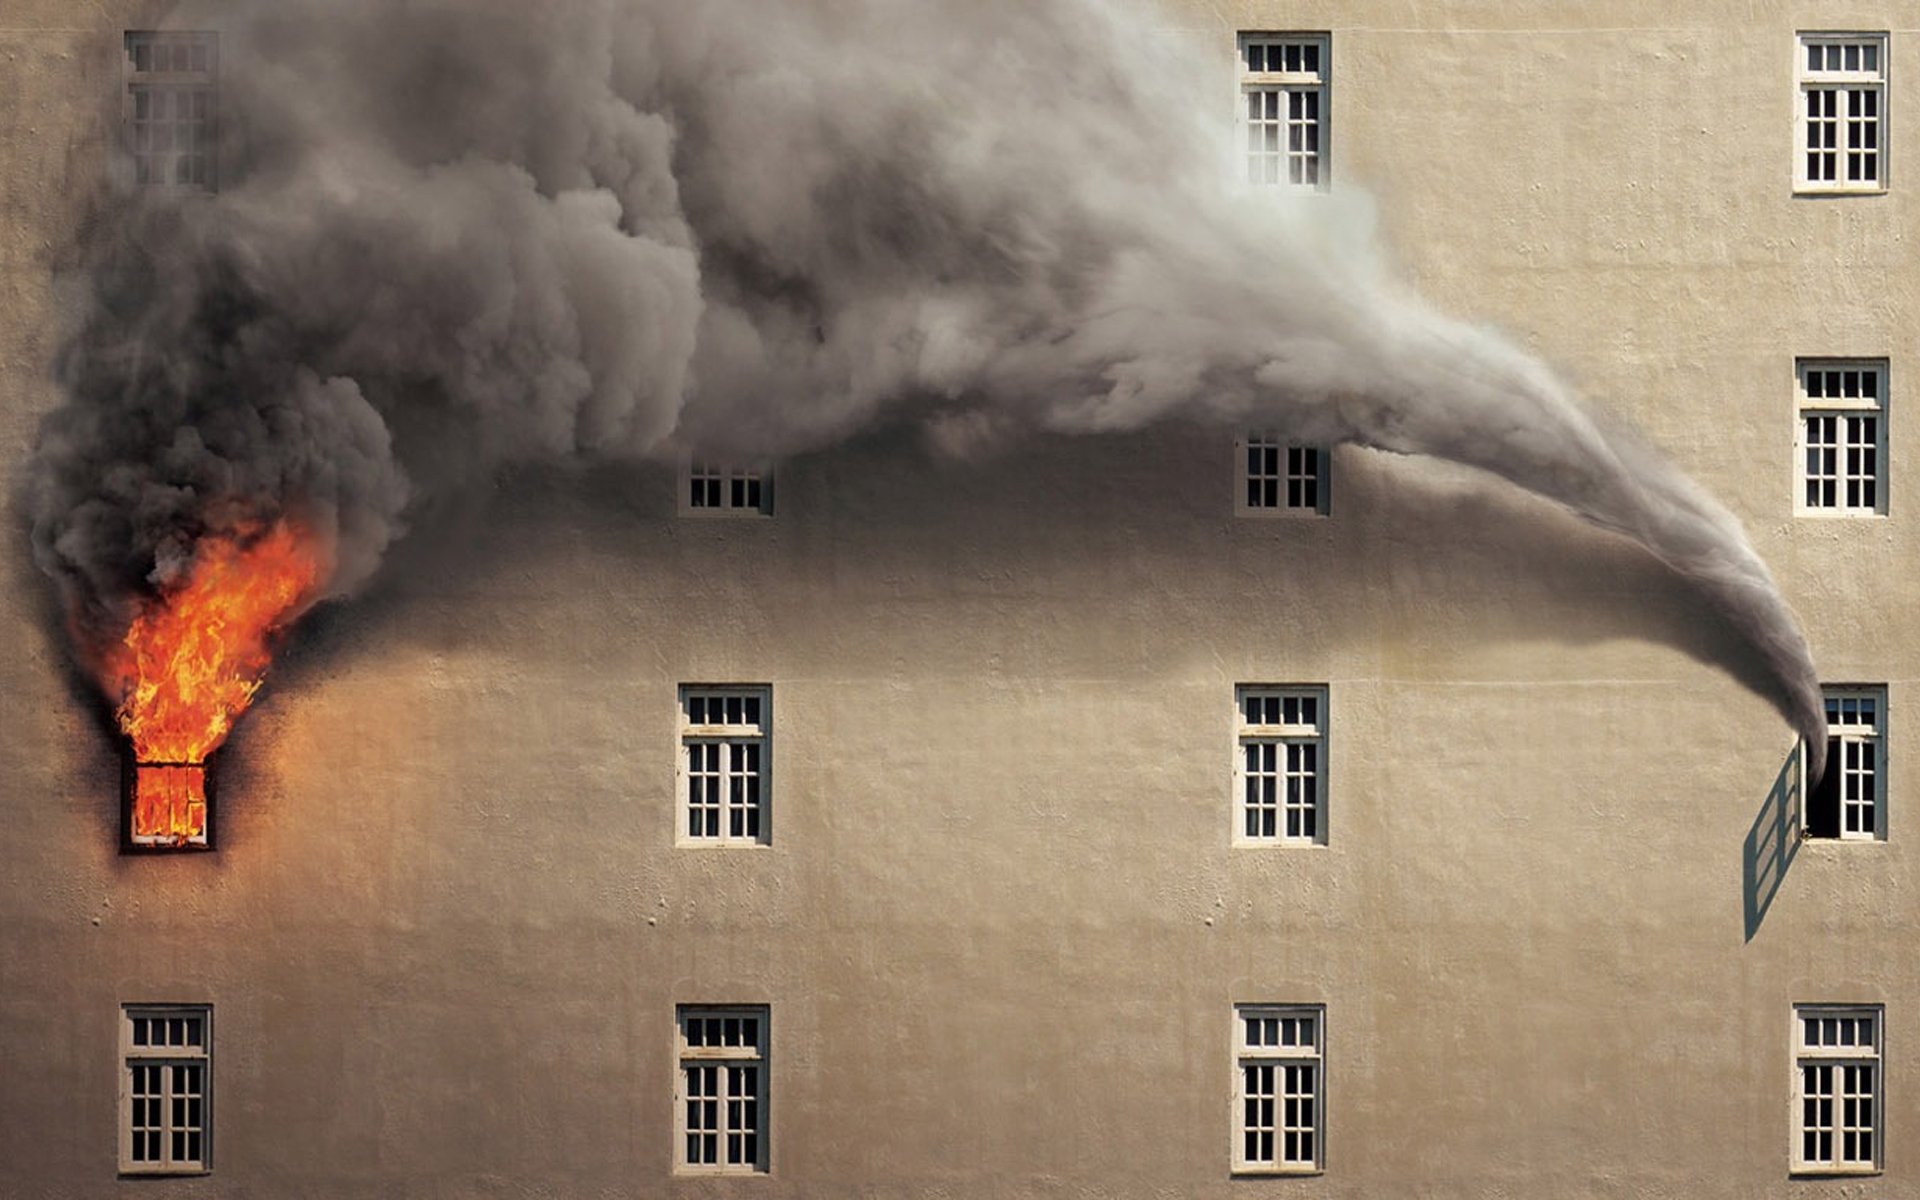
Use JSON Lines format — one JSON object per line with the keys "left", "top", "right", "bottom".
{"left": 123, "top": 758, "right": 214, "bottom": 852}
{"left": 1806, "top": 689, "right": 1883, "bottom": 841}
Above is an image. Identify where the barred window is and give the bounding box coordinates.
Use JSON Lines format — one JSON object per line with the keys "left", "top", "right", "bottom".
{"left": 121, "top": 1005, "right": 210, "bottom": 1174}
{"left": 124, "top": 31, "right": 217, "bottom": 191}
{"left": 1807, "top": 688, "right": 1886, "bottom": 840}
{"left": 1234, "top": 1005, "right": 1323, "bottom": 1173}
{"left": 1794, "top": 1006, "right": 1882, "bottom": 1173}
{"left": 682, "top": 460, "right": 772, "bottom": 516}
{"left": 1235, "top": 686, "right": 1328, "bottom": 845}
{"left": 677, "top": 1006, "right": 768, "bottom": 1174}
{"left": 1797, "top": 34, "right": 1886, "bottom": 193}
{"left": 1239, "top": 34, "right": 1329, "bottom": 189}
{"left": 1797, "top": 361, "right": 1886, "bottom": 515}
{"left": 678, "top": 686, "right": 771, "bottom": 845}
{"left": 1238, "top": 433, "right": 1327, "bottom": 515}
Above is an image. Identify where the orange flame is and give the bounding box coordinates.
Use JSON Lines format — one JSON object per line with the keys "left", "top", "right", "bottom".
{"left": 132, "top": 764, "right": 208, "bottom": 844}
{"left": 104, "top": 521, "right": 325, "bottom": 845}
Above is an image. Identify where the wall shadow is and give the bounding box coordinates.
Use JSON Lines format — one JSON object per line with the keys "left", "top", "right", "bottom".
{"left": 1743, "top": 748, "right": 1802, "bottom": 942}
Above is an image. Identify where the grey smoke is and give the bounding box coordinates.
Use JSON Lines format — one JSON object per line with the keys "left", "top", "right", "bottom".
{"left": 27, "top": 0, "right": 1826, "bottom": 771}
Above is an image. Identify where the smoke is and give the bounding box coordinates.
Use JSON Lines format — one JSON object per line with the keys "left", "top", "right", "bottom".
{"left": 26, "top": 0, "right": 1825, "bottom": 768}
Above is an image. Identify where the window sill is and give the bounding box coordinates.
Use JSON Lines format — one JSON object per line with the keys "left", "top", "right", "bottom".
{"left": 1790, "top": 1166, "right": 1882, "bottom": 1178}
{"left": 119, "top": 1168, "right": 211, "bottom": 1177}
{"left": 1232, "top": 1167, "right": 1324, "bottom": 1177}
{"left": 1792, "top": 186, "right": 1889, "bottom": 198}
{"left": 1793, "top": 510, "right": 1887, "bottom": 519}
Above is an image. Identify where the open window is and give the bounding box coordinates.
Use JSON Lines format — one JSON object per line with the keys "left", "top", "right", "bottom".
{"left": 1806, "top": 688, "right": 1884, "bottom": 841}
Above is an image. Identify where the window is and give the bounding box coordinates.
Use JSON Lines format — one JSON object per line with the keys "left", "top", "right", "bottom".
{"left": 676, "top": 1007, "right": 768, "bottom": 1174}
{"left": 1235, "top": 686, "right": 1327, "bottom": 845}
{"left": 1807, "top": 688, "right": 1885, "bottom": 840}
{"left": 1238, "top": 34, "right": 1329, "bottom": 188}
{"left": 681, "top": 460, "right": 772, "bottom": 516}
{"left": 120, "top": 1005, "right": 210, "bottom": 1175}
{"left": 1797, "top": 34, "right": 1886, "bottom": 193}
{"left": 125, "top": 762, "right": 212, "bottom": 851}
{"left": 1797, "top": 360, "right": 1886, "bottom": 514}
{"left": 1794, "top": 1006, "right": 1882, "bottom": 1173}
{"left": 124, "top": 31, "right": 217, "bottom": 190}
{"left": 1234, "top": 1005, "right": 1323, "bottom": 1173}
{"left": 678, "top": 686, "right": 771, "bottom": 845}
{"left": 1237, "top": 433, "right": 1327, "bottom": 515}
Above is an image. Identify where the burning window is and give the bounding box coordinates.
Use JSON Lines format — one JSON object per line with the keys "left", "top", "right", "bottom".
{"left": 679, "top": 686, "right": 772, "bottom": 844}
{"left": 676, "top": 1006, "right": 769, "bottom": 1173}
{"left": 103, "top": 521, "right": 321, "bottom": 854}
{"left": 1794, "top": 1006, "right": 1882, "bottom": 1173}
{"left": 1234, "top": 686, "right": 1328, "bottom": 845}
{"left": 1806, "top": 687, "right": 1885, "bottom": 841}
{"left": 121, "top": 1005, "right": 211, "bottom": 1175}
{"left": 681, "top": 459, "right": 772, "bottom": 516}
{"left": 124, "top": 31, "right": 218, "bottom": 191}
{"left": 126, "top": 760, "right": 212, "bottom": 851}
{"left": 1234, "top": 1005, "right": 1323, "bottom": 1173}
{"left": 1238, "top": 432, "right": 1327, "bottom": 516}
{"left": 1797, "top": 360, "right": 1886, "bottom": 515}
{"left": 1238, "top": 33, "right": 1329, "bottom": 189}
{"left": 1797, "top": 34, "right": 1886, "bottom": 193}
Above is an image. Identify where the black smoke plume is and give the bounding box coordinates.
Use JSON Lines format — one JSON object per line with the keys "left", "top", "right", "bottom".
{"left": 26, "top": 0, "right": 1827, "bottom": 770}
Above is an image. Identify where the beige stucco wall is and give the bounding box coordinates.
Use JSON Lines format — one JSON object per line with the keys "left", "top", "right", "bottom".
{"left": 0, "top": 3, "right": 1914, "bottom": 1196}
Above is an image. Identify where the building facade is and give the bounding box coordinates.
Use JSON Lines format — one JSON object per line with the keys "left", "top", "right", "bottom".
{"left": 0, "top": 1, "right": 1914, "bottom": 1195}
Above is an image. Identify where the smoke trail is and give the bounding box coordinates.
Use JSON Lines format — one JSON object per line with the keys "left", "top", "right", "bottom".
{"left": 25, "top": 0, "right": 1825, "bottom": 769}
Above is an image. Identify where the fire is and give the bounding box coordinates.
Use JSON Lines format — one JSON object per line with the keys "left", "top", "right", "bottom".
{"left": 103, "top": 521, "right": 325, "bottom": 846}
{"left": 131, "top": 764, "right": 209, "bottom": 845}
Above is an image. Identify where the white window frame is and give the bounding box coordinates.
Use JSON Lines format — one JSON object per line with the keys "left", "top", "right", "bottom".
{"left": 1796, "top": 359, "right": 1887, "bottom": 516}
{"left": 1235, "top": 433, "right": 1328, "bottom": 516}
{"left": 1233, "top": 685, "right": 1328, "bottom": 846}
{"left": 1805, "top": 687, "right": 1887, "bottom": 841}
{"left": 1237, "top": 33, "right": 1330, "bottom": 190}
{"left": 1796, "top": 33, "right": 1888, "bottom": 194}
{"left": 677, "top": 685, "right": 772, "bottom": 846}
{"left": 1233, "top": 1004, "right": 1324, "bottom": 1174}
{"left": 123, "top": 31, "right": 218, "bottom": 192}
{"left": 675, "top": 1006, "right": 769, "bottom": 1175}
{"left": 679, "top": 459, "right": 773, "bottom": 517}
{"left": 1792, "top": 1005, "right": 1883, "bottom": 1174}
{"left": 119, "top": 1004, "right": 211, "bottom": 1175}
